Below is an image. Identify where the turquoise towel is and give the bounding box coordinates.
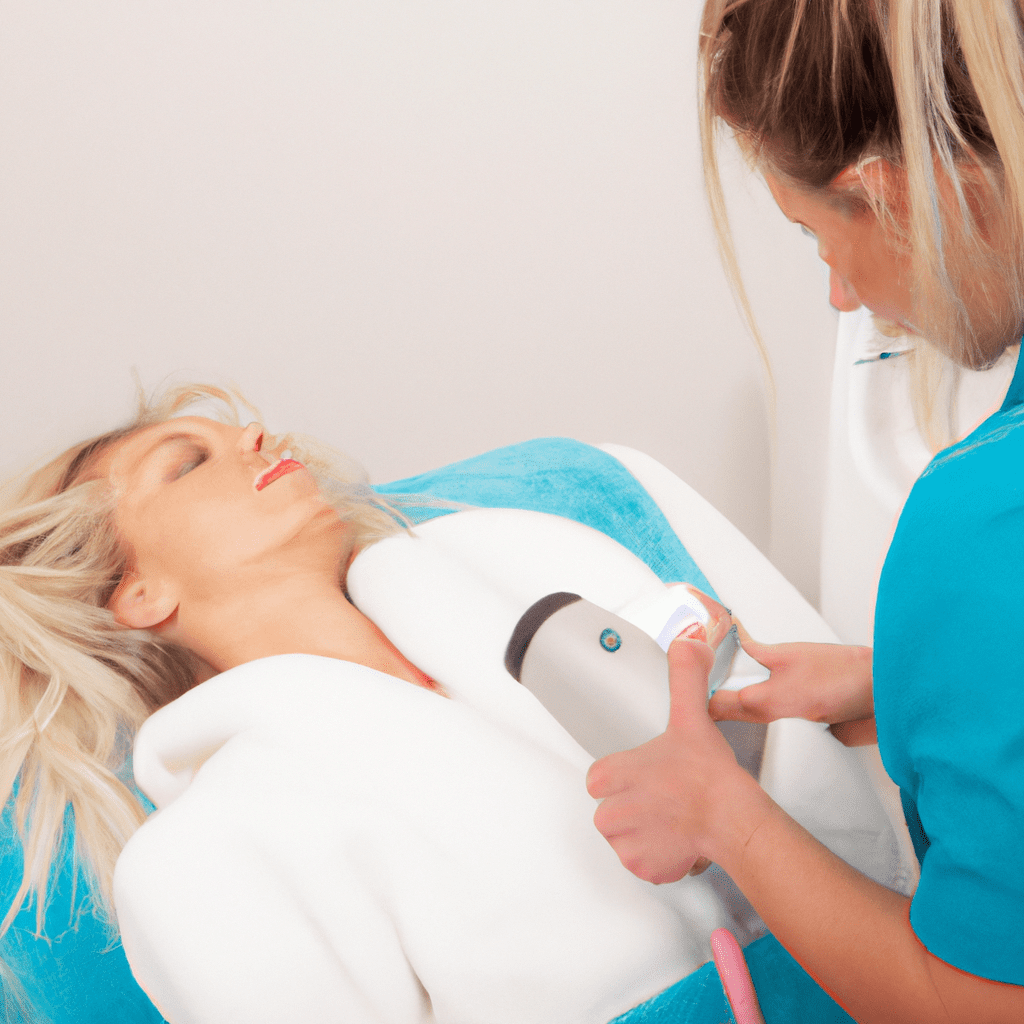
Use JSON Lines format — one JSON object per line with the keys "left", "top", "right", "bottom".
{"left": 375, "top": 437, "right": 716, "bottom": 596}
{"left": 0, "top": 799, "right": 166, "bottom": 1024}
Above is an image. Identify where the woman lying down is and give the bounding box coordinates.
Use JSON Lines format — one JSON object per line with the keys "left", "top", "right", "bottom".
{"left": 0, "top": 384, "right": 758, "bottom": 1024}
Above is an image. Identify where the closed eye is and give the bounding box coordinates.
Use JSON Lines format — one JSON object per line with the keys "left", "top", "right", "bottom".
{"left": 174, "top": 446, "right": 210, "bottom": 479}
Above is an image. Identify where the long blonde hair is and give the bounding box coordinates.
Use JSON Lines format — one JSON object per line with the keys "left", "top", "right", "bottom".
{"left": 700, "top": 0, "right": 1024, "bottom": 448}
{"left": 0, "top": 383, "right": 417, "bottom": 944}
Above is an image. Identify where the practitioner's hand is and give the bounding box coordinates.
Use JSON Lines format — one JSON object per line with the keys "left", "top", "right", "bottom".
{"left": 711, "top": 929, "right": 765, "bottom": 1024}
{"left": 586, "top": 624, "right": 772, "bottom": 884}
{"left": 708, "top": 623, "right": 877, "bottom": 746}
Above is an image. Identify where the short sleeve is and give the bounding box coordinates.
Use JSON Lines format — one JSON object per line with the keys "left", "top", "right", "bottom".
{"left": 874, "top": 403, "right": 1024, "bottom": 984}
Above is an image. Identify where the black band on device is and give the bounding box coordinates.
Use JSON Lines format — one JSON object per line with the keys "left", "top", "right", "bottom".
{"left": 504, "top": 592, "right": 582, "bottom": 681}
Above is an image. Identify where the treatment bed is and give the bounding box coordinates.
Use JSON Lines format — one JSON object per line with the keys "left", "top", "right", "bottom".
{"left": 111, "top": 437, "right": 913, "bottom": 1024}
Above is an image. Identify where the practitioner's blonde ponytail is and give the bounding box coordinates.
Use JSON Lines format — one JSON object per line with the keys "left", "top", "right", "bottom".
{"left": 700, "top": 0, "right": 1024, "bottom": 449}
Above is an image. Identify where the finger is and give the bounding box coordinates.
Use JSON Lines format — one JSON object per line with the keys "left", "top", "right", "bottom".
{"left": 586, "top": 755, "right": 620, "bottom": 799}
{"left": 665, "top": 636, "right": 716, "bottom": 729}
{"left": 732, "top": 618, "right": 781, "bottom": 663}
{"left": 732, "top": 618, "right": 755, "bottom": 646}
{"left": 708, "top": 688, "right": 755, "bottom": 723}
{"left": 711, "top": 928, "right": 765, "bottom": 1024}
{"left": 704, "top": 608, "right": 734, "bottom": 651}
{"left": 675, "top": 620, "right": 708, "bottom": 644}
{"left": 682, "top": 586, "right": 735, "bottom": 652}
{"left": 586, "top": 746, "right": 652, "bottom": 798}
{"left": 829, "top": 717, "right": 878, "bottom": 746}
{"left": 613, "top": 841, "right": 695, "bottom": 885}
{"left": 591, "top": 792, "right": 645, "bottom": 840}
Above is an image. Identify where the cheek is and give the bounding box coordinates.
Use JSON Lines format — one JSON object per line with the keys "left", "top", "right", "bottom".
{"left": 124, "top": 496, "right": 220, "bottom": 576}
{"left": 861, "top": 245, "right": 913, "bottom": 308}
{"left": 174, "top": 498, "right": 291, "bottom": 574}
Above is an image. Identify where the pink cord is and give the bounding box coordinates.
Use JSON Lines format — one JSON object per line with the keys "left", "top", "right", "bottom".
{"left": 711, "top": 928, "right": 765, "bottom": 1024}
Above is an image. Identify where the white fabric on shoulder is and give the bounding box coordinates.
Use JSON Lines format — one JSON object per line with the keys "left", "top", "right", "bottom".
{"left": 348, "top": 507, "right": 676, "bottom": 741}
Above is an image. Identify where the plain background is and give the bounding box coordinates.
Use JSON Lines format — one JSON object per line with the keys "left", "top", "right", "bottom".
{"left": 0, "top": 0, "right": 838, "bottom": 606}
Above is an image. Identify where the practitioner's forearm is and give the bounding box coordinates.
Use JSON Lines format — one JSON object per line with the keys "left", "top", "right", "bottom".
{"left": 713, "top": 783, "right": 1024, "bottom": 1024}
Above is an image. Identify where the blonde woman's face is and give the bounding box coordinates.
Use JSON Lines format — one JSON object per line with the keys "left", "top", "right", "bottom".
{"left": 92, "top": 416, "right": 346, "bottom": 618}
{"left": 764, "top": 172, "right": 919, "bottom": 331}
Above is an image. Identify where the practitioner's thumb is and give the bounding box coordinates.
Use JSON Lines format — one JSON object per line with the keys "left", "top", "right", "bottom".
{"left": 666, "top": 626, "right": 716, "bottom": 730}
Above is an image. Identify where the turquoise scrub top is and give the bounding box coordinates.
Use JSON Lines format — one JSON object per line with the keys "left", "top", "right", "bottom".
{"left": 874, "top": 344, "right": 1024, "bottom": 984}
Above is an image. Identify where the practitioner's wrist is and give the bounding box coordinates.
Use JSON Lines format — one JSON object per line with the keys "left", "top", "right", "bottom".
{"left": 836, "top": 642, "right": 874, "bottom": 721}
{"left": 704, "top": 765, "right": 777, "bottom": 877}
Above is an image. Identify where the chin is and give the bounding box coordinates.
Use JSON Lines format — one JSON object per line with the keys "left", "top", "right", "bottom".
{"left": 953, "top": 315, "right": 1023, "bottom": 370}
{"left": 895, "top": 296, "right": 1021, "bottom": 370}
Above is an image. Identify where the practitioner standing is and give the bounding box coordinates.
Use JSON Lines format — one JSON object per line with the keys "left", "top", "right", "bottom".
{"left": 590, "top": 3, "right": 1024, "bottom": 1021}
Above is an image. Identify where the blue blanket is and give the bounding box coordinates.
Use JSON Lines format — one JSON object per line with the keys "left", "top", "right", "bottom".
{"left": 0, "top": 800, "right": 165, "bottom": 1024}
{"left": 374, "top": 437, "right": 715, "bottom": 595}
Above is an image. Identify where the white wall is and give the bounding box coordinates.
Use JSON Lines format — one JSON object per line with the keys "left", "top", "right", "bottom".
{"left": 0, "top": 1, "right": 837, "bottom": 605}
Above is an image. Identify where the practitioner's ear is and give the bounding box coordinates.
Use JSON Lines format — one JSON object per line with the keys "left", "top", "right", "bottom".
{"left": 108, "top": 572, "right": 178, "bottom": 630}
{"left": 832, "top": 157, "right": 901, "bottom": 213}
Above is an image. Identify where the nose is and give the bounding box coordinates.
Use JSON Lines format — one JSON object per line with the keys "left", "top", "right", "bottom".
{"left": 829, "top": 268, "right": 862, "bottom": 313}
{"left": 238, "top": 422, "right": 268, "bottom": 457}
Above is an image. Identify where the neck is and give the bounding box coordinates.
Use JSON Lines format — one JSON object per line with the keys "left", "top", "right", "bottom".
{"left": 178, "top": 570, "right": 441, "bottom": 693}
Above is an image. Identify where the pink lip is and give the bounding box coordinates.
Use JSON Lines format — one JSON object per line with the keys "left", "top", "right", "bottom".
{"left": 256, "top": 459, "right": 304, "bottom": 491}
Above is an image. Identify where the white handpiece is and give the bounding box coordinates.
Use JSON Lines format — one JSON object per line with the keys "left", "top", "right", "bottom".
{"left": 504, "top": 591, "right": 770, "bottom": 760}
